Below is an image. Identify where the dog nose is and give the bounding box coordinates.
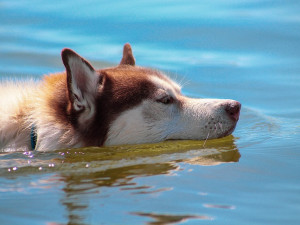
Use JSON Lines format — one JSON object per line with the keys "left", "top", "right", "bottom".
{"left": 225, "top": 101, "right": 241, "bottom": 122}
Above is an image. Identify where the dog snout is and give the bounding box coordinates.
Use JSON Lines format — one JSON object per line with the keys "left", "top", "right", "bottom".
{"left": 225, "top": 101, "right": 241, "bottom": 122}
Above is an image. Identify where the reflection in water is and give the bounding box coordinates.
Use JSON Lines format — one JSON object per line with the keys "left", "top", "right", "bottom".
{"left": 62, "top": 200, "right": 88, "bottom": 225}
{"left": 0, "top": 137, "right": 240, "bottom": 224}
{"left": 131, "top": 212, "right": 213, "bottom": 225}
{"left": 0, "top": 136, "right": 239, "bottom": 224}
{"left": 58, "top": 137, "right": 239, "bottom": 224}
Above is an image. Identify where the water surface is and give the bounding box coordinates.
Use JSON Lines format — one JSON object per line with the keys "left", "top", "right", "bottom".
{"left": 0, "top": 0, "right": 300, "bottom": 224}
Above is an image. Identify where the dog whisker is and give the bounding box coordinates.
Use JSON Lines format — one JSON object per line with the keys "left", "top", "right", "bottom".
{"left": 214, "top": 124, "right": 218, "bottom": 134}
{"left": 219, "top": 122, "right": 223, "bottom": 132}
{"left": 203, "top": 131, "right": 210, "bottom": 147}
{"left": 0, "top": 43, "right": 241, "bottom": 151}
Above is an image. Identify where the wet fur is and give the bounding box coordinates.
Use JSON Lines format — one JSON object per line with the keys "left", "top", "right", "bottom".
{"left": 0, "top": 43, "right": 240, "bottom": 151}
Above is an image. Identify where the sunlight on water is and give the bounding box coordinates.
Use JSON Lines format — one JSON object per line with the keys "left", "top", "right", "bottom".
{"left": 0, "top": 108, "right": 278, "bottom": 224}
{"left": 0, "top": 0, "right": 300, "bottom": 224}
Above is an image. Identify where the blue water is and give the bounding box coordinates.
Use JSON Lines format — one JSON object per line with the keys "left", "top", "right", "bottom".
{"left": 1, "top": 0, "right": 300, "bottom": 224}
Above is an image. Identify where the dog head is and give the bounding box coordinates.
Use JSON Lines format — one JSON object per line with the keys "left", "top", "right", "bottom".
{"left": 61, "top": 43, "right": 241, "bottom": 146}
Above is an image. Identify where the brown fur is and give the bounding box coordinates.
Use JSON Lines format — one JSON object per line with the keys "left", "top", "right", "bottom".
{"left": 40, "top": 64, "right": 162, "bottom": 146}
{"left": 41, "top": 43, "right": 185, "bottom": 147}
{"left": 120, "top": 43, "right": 136, "bottom": 66}
{"left": 0, "top": 43, "right": 240, "bottom": 151}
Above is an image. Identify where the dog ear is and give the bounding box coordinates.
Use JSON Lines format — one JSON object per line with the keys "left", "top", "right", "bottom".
{"left": 61, "top": 48, "right": 99, "bottom": 113}
{"left": 120, "top": 43, "right": 135, "bottom": 66}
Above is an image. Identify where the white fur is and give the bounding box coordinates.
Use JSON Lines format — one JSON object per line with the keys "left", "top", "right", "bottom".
{"left": 0, "top": 80, "right": 84, "bottom": 152}
{"left": 0, "top": 50, "right": 239, "bottom": 152}
{"left": 68, "top": 56, "right": 98, "bottom": 126}
{"left": 150, "top": 75, "right": 181, "bottom": 95}
{"left": 105, "top": 102, "right": 168, "bottom": 145}
{"left": 105, "top": 77, "right": 238, "bottom": 146}
{"left": 0, "top": 82, "right": 36, "bottom": 151}
{"left": 166, "top": 98, "right": 237, "bottom": 140}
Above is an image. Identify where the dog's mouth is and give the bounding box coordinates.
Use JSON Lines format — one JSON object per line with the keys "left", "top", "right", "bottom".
{"left": 222, "top": 124, "right": 237, "bottom": 138}
{"left": 203, "top": 119, "right": 238, "bottom": 140}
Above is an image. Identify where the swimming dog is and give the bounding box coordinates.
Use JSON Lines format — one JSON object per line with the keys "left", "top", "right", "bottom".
{"left": 0, "top": 44, "right": 241, "bottom": 151}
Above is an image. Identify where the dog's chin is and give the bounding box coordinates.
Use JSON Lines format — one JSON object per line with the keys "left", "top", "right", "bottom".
{"left": 219, "top": 124, "right": 237, "bottom": 139}
{"left": 204, "top": 123, "right": 237, "bottom": 140}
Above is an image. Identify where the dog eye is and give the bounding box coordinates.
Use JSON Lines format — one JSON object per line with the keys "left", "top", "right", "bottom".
{"left": 156, "top": 96, "right": 174, "bottom": 104}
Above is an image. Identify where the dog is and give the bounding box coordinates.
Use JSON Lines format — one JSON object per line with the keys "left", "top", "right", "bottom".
{"left": 0, "top": 43, "right": 241, "bottom": 152}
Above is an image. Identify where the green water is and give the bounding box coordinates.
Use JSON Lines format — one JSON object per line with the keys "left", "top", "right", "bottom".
{"left": 1, "top": 0, "right": 300, "bottom": 224}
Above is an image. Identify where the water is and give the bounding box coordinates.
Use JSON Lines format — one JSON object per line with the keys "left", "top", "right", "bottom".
{"left": 0, "top": 0, "right": 300, "bottom": 224}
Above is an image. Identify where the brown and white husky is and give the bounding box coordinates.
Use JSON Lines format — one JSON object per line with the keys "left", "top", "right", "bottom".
{"left": 0, "top": 43, "right": 241, "bottom": 152}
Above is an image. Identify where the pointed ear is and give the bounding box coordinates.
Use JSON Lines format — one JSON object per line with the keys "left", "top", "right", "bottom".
{"left": 120, "top": 43, "right": 135, "bottom": 66}
{"left": 61, "top": 48, "right": 99, "bottom": 113}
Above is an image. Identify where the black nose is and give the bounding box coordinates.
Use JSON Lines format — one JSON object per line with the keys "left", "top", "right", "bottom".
{"left": 225, "top": 101, "right": 241, "bottom": 122}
